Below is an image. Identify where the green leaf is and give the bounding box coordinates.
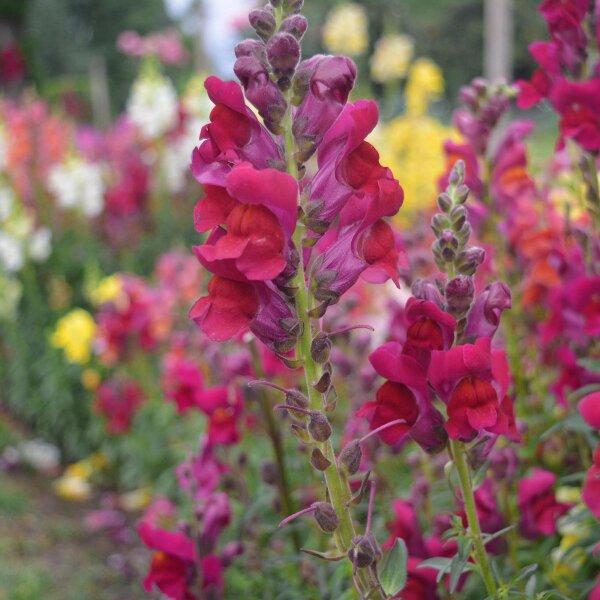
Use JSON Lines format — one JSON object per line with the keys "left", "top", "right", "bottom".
{"left": 577, "top": 358, "right": 600, "bottom": 375}
{"left": 481, "top": 524, "right": 516, "bottom": 546}
{"left": 449, "top": 551, "right": 470, "bottom": 592}
{"left": 524, "top": 574, "right": 537, "bottom": 597}
{"left": 569, "top": 383, "right": 600, "bottom": 402}
{"left": 379, "top": 539, "right": 408, "bottom": 596}
{"left": 417, "top": 557, "right": 452, "bottom": 572}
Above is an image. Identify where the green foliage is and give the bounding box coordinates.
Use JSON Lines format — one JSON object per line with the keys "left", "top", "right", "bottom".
{"left": 379, "top": 538, "right": 408, "bottom": 596}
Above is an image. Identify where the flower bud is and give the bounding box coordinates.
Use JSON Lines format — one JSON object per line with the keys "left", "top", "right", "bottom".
{"left": 411, "top": 278, "right": 443, "bottom": 306}
{"left": 249, "top": 8, "right": 276, "bottom": 41}
{"left": 313, "top": 369, "right": 331, "bottom": 393}
{"left": 280, "top": 15, "right": 308, "bottom": 40}
{"left": 339, "top": 440, "right": 362, "bottom": 476}
{"left": 455, "top": 184, "right": 470, "bottom": 204}
{"left": 310, "top": 448, "right": 331, "bottom": 471}
{"left": 267, "top": 32, "right": 300, "bottom": 85}
{"left": 313, "top": 502, "right": 338, "bottom": 532}
{"left": 449, "top": 159, "right": 465, "bottom": 186}
{"left": 283, "top": 0, "right": 304, "bottom": 13}
{"left": 311, "top": 332, "right": 331, "bottom": 364}
{"left": 234, "top": 39, "right": 267, "bottom": 61}
{"left": 449, "top": 205, "right": 467, "bottom": 230}
{"left": 286, "top": 388, "right": 309, "bottom": 411}
{"left": 431, "top": 213, "right": 448, "bottom": 235}
{"left": 348, "top": 533, "right": 381, "bottom": 568}
{"left": 445, "top": 275, "right": 475, "bottom": 313}
{"left": 437, "top": 192, "right": 452, "bottom": 212}
{"left": 261, "top": 461, "right": 279, "bottom": 485}
{"left": 456, "top": 246, "right": 485, "bottom": 276}
{"left": 308, "top": 412, "right": 332, "bottom": 442}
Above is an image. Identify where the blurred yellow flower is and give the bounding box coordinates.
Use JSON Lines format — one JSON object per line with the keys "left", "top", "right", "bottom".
{"left": 371, "top": 116, "right": 456, "bottom": 220}
{"left": 54, "top": 475, "right": 92, "bottom": 502}
{"left": 89, "top": 274, "right": 123, "bottom": 306}
{"left": 370, "top": 34, "right": 414, "bottom": 83}
{"left": 322, "top": 3, "right": 368, "bottom": 57}
{"left": 120, "top": 487, "right": 153, "bottom": 512}
{"left": 81, "top": 368, "right": 101, "bottom": 391}
{"left": 50, "top": 308, "right": 97, "bottom": 364}
{"left": 406, "top": 58, "right": 444, "bottom": 116}
{"left": 551, "top": 509, "right": 586, "bottom": 587}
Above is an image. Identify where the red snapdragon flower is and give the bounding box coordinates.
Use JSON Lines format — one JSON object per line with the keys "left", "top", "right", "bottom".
{"left": 429, "top": 338, "right": 518, "bottom": 442}
{"left": 360, "top": 341, "right": 447, "bottom": 452}
{"left": 583, "top": 445, "right": 600, "bottom": 518}
{"left": 191, "top": 77, "right": 282, "bottom": 186}
{"left": 550, "top": 79, "right": 600, "bottom": 152}
{"left": 196, "top": 386, "right": 244, "bottom": 446}
{"left": 139, "top": 522, "right": 226, "bottom": 600}
{"left": 162, "top": 355, "right": 204, "bottom": 414}
{"left": 94, "top": 377, "right": 145, "bottom": 435}
{"left": 190, "top": 276, "right": 259, "bottom": 342}
{"left": 517, "top": 468, "right": 571, "bottom": 538}
{"left": 194, "top": 165, "right": 298, "bottom": 281}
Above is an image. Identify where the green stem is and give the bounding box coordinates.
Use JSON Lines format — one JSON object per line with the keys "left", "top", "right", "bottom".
{"left": 581, "top": 151, "right": 600, "bottom": 232}
{"left": 281, "top": 82, "right": 383, "bottom": 598}
{"left": 450, "top": 439, "right": 497, "bottom": 597}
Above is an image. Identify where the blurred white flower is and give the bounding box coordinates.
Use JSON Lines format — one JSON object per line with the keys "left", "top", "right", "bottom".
{"left": 162, "top": 117, "right": 204, "bottom": 193}
{"left": 18, "top": 439, "right": 61, "bottom": 472}
{"left": 0, "top": 231, "right": 24, "bottom": 273}
{"left": 47, "top": 158, "right": 105, "bottom": 217}
{"left": 127, "top": 72, "right": 179, "bottom": 140}
{"left": 0, "top": 274, "right": 22, "bottom": 319}
{"left": 29, "top": 226, "right": 52, "bottom": 262}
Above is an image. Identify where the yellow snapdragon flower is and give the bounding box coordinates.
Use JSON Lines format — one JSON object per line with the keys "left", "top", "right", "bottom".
{"left": 371, "top": 116, "right": 456, "bottom": 219}
{"left": 322, "top": 3, "right": 368, "bottom": 57}
{"left": 54, "top": 476, "right": 92, "bottom": 502}
{"left": 406, "top": 58, "right": 444, "bottom": 116}
{"left": 88, "top": 274, "right": 123, "bottom": 306}
{"left": 370, "top": 34, "right": 414, "bottom": 83}
{"left": 50, "top": 308, "right": 97, "bottom": 364}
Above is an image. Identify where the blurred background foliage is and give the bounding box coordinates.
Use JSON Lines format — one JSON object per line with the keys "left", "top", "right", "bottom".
{"left": 0, "top": 0, "right": 544, "bottom": 115}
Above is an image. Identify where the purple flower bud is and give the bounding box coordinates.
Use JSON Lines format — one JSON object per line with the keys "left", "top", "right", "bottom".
{"left": 267, "top": 32, "right": 301, "bottom": 82}
{"left": 314, "top": 502, "right": 338, "bottom": 532}
{"left": 308, "top": 412, "right": 332, "bottom": 442}
{"left": 339, "top": 440, "right": 362, "bottom": 475}
{"left": 348, "top": 533, "right": 381, "bottom": 568}
{"left": 445, "top": 275, "right": 475, "bottom": 312}
{"left": 283, "top": 0, "right": 304, "bottom": 13}
{"left": 249, "top": 8, "right": 276, "bottom": 41}
{"left": 280, "top": 15, "right": 308, "bottom": 40}
{"left": 310, "top": 332, "right": 331, "bottom": 364}
{"left": 234, "top": 55, "right": 287, "bottom": 131}
{"left": 310, "top": 448, "right": 331, "bottom": 471}
{"left": 456, "top": 246, "right": 485, "bottom": 275}
{"left": 411, "top": 278, "right": 443, "bottom": 306}
{"left": 464, "top": 281, "right": 512, "bottom": 341}
{"left": 235, "top": 39, "right": 267, "bottom": 61}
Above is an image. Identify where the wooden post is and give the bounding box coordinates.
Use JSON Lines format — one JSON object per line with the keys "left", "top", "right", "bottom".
{"left": 484, "top": 0, "right": 513, "bottom": 81}
{"left": 89, "top": 55, "right": 111, "bottom": 130}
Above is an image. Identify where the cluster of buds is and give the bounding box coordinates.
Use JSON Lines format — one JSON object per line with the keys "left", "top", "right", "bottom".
{"left": 432, "top": 160, "right": 485, "bottom": 338}
{"left": 455, "top": 78, "right": 514, "bottom": 155}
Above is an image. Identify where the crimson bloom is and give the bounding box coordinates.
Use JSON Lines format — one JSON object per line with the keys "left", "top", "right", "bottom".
{"left": 360, "top": 341, "right": 447, "bottom": 452}
{"left": 196, "top": 386, "right": 244, "bottom": 446}
{"left": 583, "top": 445, "right": 600, "bottom": 519}
{"left": 550, "top": 79, "right": 600, "bottom": 152}
{"left": 402, "top": 297, "right": 456, "bottom": 369}
{"left": 517, "top": 468, "right": 571, "bottom": 539}
{"left": 139, "top": 522, "right": 198, "bottom": 600}
{"left": 162, "top": 355, "right": 204, "bottom": 414}
{"left": 579, "top": 392, "right": 600, "bottom": 430}
{"left": 190, "top": 276, "right": 259, "bottom": 342}
{"left": 190, "top": 76, "right": 282, "bottom": 186}
{"left": 429, "top": 338, "right": 517, "bottom": 442}
{"left": 94, "top": 377, "right": 145, "bottom": 435}
{"left": 194, "top": 165, "right": 298, "bottom": 281}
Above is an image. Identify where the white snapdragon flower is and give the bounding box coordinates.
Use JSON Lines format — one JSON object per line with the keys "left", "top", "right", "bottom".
{"left": 127, "top": 72, "right": 178, "bottom": 140}
{"left": 29, "top": 226, "right": 52, "bottom": 262}
{"left": 0, "top": 231, "right": 24, "bottom": 273}
{"left": 47, "top": 158, "right": 105, "bottom": 217}
{"left": 162, "top": 117, "right": 204, "bottom": 193}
